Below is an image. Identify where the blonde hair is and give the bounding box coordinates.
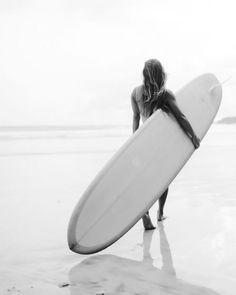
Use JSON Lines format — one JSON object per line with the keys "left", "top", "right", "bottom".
{"left": 142, "top": 59, "right": 166, "bottom": 115}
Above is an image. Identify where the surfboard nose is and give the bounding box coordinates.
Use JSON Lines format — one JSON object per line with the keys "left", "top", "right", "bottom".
{"left": 69, "top": 242, "right": 77, "bottom": 252}
{"left": 68, "top": 238, "right": 95, "bottom": 254}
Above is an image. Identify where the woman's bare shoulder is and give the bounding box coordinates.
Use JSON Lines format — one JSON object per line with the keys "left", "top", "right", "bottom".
{"left": 132, "top": 85, "right": 144, "bottom": 101}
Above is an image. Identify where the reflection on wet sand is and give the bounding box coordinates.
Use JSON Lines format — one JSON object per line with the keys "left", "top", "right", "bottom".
{"left": 142, "top": 223, "right": 176, "bottom": 277}
{"left": 68, "top": 224, "right": 220, "bottom": 295}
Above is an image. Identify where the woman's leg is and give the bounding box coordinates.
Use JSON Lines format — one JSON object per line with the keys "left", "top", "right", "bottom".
{"left": 142, "top": 211, "right": 156, "bottom": 230}
{"left": 142, "top": 187, "right": 169, "bottom": 229}
{"left": 158, "top": 188, "right": 169, "bottom": 221}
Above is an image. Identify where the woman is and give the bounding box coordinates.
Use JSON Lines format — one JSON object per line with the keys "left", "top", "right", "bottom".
{"left": 131, "top": 59, "right": 200, "bottom": 230}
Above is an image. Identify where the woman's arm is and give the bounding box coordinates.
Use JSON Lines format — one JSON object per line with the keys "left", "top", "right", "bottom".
{"left": 131, "top": 90, "right": 140, "bottom": 133}
{"left": 166, "top": 92, "right": 200, "bottom": 149}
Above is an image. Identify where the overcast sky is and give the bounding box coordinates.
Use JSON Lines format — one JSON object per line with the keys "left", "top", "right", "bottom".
{"left": 0, "top": 0, "right": 236, "bottom": 125}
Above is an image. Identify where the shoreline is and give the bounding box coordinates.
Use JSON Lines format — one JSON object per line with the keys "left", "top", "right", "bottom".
{"left": 0, "top": 124, "right": 236, "bottom": 294}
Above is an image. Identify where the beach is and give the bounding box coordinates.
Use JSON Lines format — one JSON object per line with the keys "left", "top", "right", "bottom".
{"left": 0, "top": 123, "right": 236, "bottom": 295}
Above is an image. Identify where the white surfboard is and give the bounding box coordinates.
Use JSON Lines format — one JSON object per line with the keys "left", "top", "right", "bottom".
{"left": 68, "top": 73, "right": 222, "bottom": 254}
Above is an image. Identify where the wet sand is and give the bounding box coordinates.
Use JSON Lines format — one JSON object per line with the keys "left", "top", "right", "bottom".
{"left": 0, "top": 124, "right": 235, "bottom": 294}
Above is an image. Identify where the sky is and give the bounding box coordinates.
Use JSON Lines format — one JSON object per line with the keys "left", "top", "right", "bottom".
{"left": 0, "top": 0, "right": 236, "bottom": 126}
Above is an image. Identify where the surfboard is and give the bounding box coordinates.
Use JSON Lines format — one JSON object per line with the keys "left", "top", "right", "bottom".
{"left": 68, "top": 73, "right": 222, "bottom": 254}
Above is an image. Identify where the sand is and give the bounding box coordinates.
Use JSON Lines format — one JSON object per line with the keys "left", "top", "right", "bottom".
{"left": 0, "top": 124, "right": 236, "bottom": 295}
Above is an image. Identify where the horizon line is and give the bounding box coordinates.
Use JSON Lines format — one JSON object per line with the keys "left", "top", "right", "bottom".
{"left": 0, "top": 115, "right": 235, "bottom": 131}
{"left": 0, "top": 124, "right": 131, "bottom": 132}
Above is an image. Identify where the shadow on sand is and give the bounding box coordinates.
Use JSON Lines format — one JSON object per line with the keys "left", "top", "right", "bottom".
{"left": 68, "top": 223, "right": 220, "bottom": 295}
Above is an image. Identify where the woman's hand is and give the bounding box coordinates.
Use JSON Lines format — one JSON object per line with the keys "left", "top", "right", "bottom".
{"left": 192, "top": 135, "right": 200, "bottom": 149}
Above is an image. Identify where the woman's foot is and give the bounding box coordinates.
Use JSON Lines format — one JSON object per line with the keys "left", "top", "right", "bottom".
{"left": 157, "top": 210, "right": 167, "bottom": 222}
{"left": 142, "top": 212, "right": 156, "bottom": 230}
{"left": 158, "top": 216, "right": 167, "bottom": 222}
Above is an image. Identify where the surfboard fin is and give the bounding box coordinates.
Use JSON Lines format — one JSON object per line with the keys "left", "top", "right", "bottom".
{"left": 209, "top": 76, "right": 232, "bottom": 93}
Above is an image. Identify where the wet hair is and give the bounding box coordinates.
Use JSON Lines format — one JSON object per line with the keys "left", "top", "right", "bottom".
{"left": 142, "top": 59, "right": 167, "bottom": 115}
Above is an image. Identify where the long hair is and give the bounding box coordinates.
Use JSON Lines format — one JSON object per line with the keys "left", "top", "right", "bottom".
{"left": 142, "top": 59, "right": 166, "bottom": 116}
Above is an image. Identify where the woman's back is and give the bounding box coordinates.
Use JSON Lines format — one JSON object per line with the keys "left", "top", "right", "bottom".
{"left": 131, "top": 85, "right": 172, "bottom": 122}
